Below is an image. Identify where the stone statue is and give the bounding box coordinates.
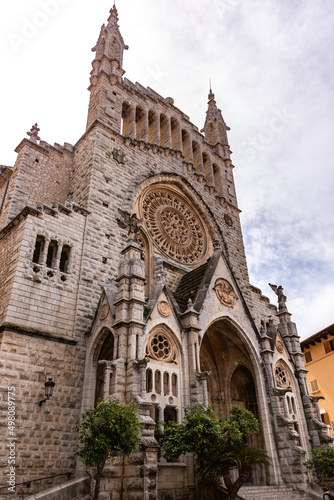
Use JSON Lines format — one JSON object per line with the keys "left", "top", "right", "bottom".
{"left": 128, "top": 213, "right": 141, "bottom": 241}
{"left": 269, "top": 283, "right": 287, "bottom": 311}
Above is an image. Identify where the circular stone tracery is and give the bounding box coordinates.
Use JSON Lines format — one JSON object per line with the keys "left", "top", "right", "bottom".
{"left": 275, "top": 363, "right": 291, "bottom": 389}
{"left": 142, "top": 188, "right": 207, "bottom": 265}
{"left": 147, "top": 331, "right": 175, "bottom": 363}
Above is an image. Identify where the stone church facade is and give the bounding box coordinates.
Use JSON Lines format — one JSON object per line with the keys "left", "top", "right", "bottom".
{"left": 0, "top": 6, "right": 330, "bottom": 499}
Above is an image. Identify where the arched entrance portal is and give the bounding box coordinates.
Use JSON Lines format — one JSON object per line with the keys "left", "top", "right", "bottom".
{"left": 200, "top": 320, "right": 265, "bottom": 483}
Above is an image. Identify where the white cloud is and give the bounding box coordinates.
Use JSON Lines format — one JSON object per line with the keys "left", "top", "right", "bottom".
{"left": 1, "top": 0, "right": 333, "bottom": 338}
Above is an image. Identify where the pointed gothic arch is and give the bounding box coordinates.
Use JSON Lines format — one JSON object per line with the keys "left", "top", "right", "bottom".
{"left": 94, "top": 330, "right": 115, "bottom": 406}
{"left": 199, "top": 318, "right": 267, "bottom": 483}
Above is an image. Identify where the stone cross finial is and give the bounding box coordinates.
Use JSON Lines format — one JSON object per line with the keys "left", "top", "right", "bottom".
{"left": 27, "top": 123, "right": 40, "bottom": 144}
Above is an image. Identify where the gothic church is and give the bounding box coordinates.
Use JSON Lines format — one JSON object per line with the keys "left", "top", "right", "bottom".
{"left": 0, "top": 5, "right": 330, "bottom": 499}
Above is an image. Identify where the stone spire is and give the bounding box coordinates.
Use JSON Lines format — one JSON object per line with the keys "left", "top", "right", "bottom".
{"left": 89, "top": 3, "right": 129, "bottom": 88}
{"left": 201, "top": 87, "right": 230, "bottom": 147}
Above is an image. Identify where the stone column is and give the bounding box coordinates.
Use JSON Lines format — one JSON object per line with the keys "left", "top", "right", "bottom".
{"left": 54, "top": 243, "right": 63, "bottom": 269}
{"left": 203, "top": 152, "right": 215, "bottom": 188}
{"left": 180, "top": 299, "right": 202, "bottom": 405}
{"left": 123, "top": 104, "right": 136, "bottom": 139}
{"left": 137, "top": 108, "right": 148, "bottom": 142}
{"left": 182, "top": 130, "right": 193, "bottom": 164}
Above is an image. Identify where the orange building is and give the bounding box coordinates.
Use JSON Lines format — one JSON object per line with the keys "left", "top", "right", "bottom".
{"left": 301, "top": 323, "right": 334, "bottom": 436}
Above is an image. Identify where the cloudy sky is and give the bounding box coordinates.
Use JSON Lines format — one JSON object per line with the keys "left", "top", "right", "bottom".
{"left": 1, "top": 0, "right": 333, "bottom": 339}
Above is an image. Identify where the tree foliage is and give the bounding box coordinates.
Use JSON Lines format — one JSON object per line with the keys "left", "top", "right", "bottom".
{"left": 307, "top": 445, "right": 334, "bottom": 483}
{"left": 162, "top": 405, "right": 270, "bottom": 500}
{"left": 75, "top": 399, "right": 142, "bottom": 500}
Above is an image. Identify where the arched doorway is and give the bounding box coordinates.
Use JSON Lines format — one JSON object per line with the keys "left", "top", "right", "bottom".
{"left": 200, "top": 319, "right": 266, "bottom": 484}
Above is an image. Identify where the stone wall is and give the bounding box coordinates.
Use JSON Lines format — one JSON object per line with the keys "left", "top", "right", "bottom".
{"left": 0, "top": 139, "right": 73, "bottom": 229}
{"left": 0, "top": 328, "right": 86, "bottom": 499}
{"left": 1, "top": 208, "right": 87, "bottom": 339}
{"left": 0, "top": 211, "right": 26, "bottom": 325}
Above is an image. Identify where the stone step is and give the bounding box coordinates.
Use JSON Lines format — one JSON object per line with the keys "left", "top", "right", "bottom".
{"left": 239, "top": 485, "right": 317, "bottom": 500}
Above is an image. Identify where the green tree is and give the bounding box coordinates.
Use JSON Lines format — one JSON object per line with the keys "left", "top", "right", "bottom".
{"left": 162, "top": 405, "right": 270, "bottom": 500}
{"left": 307, "top": 445, "right": 334, "bottom": 485}
{"left": 75, "top": 399, "right": 142, "bottom": 500}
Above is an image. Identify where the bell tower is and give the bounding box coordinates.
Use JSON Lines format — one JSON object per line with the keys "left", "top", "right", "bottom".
{"left": 86, "top": 3, "right": 128, "bottom": 130}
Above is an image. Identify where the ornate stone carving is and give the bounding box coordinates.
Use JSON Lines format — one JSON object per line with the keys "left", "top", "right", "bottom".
{"left": 275, "top": 361, "right": 292, "bottom": 389}
{"left": 214, "top": 278, "right": 238, "bottom": 308}
{"left": 276, "top": 338, "right": 284, "bottom": 353}
{"left": 146, "top": 330, "right": 176, "bottom": 363}
{"left": 112, "top": 148, "right": 125, "bottom": 164}
{"left": 99, "top": 303, "right": 109, "bottom": 320}
{"left": 157, "top": 300, "right": 170, "bottom": 317}
{"left": 141, "top": 187, "right": 207, "bottom": 265}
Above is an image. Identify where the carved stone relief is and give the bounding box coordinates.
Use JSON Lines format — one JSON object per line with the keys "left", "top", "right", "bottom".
{"left": 157, "top": 300, "right": 170, "bottom": 317}
{"left": 214, "top": 278, "right": 238, "bottom": 308}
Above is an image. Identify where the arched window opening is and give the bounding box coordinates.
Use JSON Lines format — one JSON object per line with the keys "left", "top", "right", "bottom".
{"left": 121, "top": 102, "right": 133, "bottom": 137}
{"left": 160, "top": 114, "right": 171, "bottom": 148}
{"left": 146, "top": 368, "right": 153, "bottom": 393}
{"left": 171, "top": 117, "right": 181, "bottom": 150}
{"left": 46, "top": 240, "right": 58, "bottom": 268}
{"left": 192, "top": 141, "right": 203, "bottom": 174}
{"left": 94, "top": 332, "right": 114, "bottom": 407}
{"left": 172, "top": 373, "right": 178, "bottom": 397}
{"left": 163, "top": 372, "right": 169, "bottom": 396}
{"left": 150, "top": 404, "right": 161, "bottom": 424}
{"left": 155, "top": 370, "right": 161, "bottom": 394}
{"left": 181, "top": 129, "right": 192, "bottom": 162}
{"left": 164, "top": 406, "right": 177, "bottom": 424}
{"left": 230, "top": 365, "right": 259, "bottom": 418}
{"left": 32, "top": 235, "right": 45, "bottom": 264}
{"left": 148, "top": 110, "right": 159, "bottom": 144}
{"left": 291, "top": 396, "right": 296, "bottom": 414}
{"left": 59, "top": 245, "right": 71, "bottom": 273}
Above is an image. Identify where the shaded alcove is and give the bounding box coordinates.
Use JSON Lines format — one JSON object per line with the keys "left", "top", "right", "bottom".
{"left": 94, "top": 332, "right": 114, "bottom": 406}
{"left": 199, "top": 320, "right": 266, "bottom": 483}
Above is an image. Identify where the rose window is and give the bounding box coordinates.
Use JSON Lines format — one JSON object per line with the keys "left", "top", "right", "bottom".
{"left": 141, "top": 188, "right": 207, "bottom": 265}
{"left": 146, "top": 331, "right": 176, "bottom": 363}
{"left": 160, "top": 208, "right": 190, "bottom": 244}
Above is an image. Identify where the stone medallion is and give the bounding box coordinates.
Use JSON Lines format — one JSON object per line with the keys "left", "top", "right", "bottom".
{"left": 157, "top": 300, "right": 170, "bottom": 317}
{"left": 276, "top": 338, "right": 284, "bottom": 353}
{"left": 99, "top": 303, "right": 109, "bottom": 320}
{"left": 214, "top": 278, "right": 238, "bottom": 308}
{"left": 141, "top": 187, "right": 207, "bottom": 265}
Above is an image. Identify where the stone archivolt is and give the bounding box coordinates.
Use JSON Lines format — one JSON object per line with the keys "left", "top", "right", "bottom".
{"left": 140, "top": 186, "right": 208, "bottom": 265}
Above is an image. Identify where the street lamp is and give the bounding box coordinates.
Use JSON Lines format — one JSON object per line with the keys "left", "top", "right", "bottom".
{"left": 39, "top": 378, "right": 55, "bottom": 407}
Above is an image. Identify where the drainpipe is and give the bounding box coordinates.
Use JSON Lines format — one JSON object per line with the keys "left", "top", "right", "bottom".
{"left": 0, "top": 165, "right": 10, "bottom": 214}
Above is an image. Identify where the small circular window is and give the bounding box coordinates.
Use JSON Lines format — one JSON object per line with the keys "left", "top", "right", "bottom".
{"left": 146, "top": 331, "right": 176, "bottom": 363}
